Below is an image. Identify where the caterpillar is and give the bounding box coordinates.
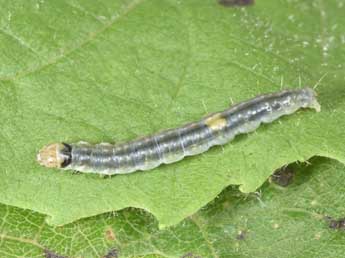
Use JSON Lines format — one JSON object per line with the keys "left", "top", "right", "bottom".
{"left": 37, "top": 87, "right": 320, "bottom": 175}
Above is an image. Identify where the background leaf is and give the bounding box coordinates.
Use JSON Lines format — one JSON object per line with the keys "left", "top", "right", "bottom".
{"left": 1, "top": 157, "right": 345, "bottom": 257}
{"left": 0, "top": 0, "right": 345, "bottom": 228}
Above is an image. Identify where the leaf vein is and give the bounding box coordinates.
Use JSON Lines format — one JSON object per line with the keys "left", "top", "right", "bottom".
{"left": 0, "top": 0, "right": 145, "bottom": 82}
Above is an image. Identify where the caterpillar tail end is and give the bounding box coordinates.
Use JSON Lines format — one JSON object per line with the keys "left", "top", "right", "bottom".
{"left": 303, "top": 87, "right": 321, "bottom": 112}
{"left": 311, "top": 99, "right": 321, "bottom": 112}
{"left": 37, "top": 143, "right": 72, "bottom": 169}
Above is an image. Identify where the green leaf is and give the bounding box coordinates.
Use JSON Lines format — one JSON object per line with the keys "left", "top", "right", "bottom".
{"left": 0, "top": 0, "right": 345, "bottom": 227}
{"left": 1, "top": 157, "right": 345, "bottom": 257}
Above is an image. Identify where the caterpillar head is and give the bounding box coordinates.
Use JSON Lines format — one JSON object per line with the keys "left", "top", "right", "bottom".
{"left": 37, "top": 143, "right": 72, "bottom": 168}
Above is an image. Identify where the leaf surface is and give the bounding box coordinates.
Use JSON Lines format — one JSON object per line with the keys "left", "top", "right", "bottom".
{"left": 0, "top": 0, "right": 344, "bottom": 227}
{"left": 1, "top": 158, "right": 345, "bottom": 257}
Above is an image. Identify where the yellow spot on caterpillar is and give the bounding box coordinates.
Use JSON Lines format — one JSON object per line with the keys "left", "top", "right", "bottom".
{"left": 205, "top": 113, "right": 227, "bottom": 131}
